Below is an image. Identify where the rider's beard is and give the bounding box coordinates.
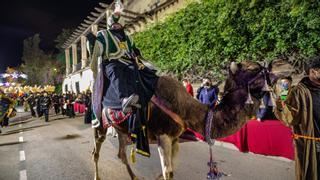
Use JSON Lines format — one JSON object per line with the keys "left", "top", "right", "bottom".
{"left": 110, "top": 28, "right": 126, "bottom": 41}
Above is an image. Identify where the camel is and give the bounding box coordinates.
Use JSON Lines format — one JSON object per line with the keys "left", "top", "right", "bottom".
{"left": 91, "top": 61, "right": 276, "bottom": 180}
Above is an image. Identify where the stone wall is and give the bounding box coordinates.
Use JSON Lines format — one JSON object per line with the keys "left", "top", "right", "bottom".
{"left": 125, "top": 0, "right": 198, "bottom": 34}
{"left": 125, "top": 0, "right": 160, "bottom": 14}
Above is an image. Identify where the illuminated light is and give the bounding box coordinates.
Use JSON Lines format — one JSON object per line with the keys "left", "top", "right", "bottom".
{"left": 20, "top": 74, "right": 28, "bottom": 79}
{"left": 12, "top": 72, "right": 19, "bottom": 79}
{"left": 2, "top": 74, "right": 10, "bottom": 78}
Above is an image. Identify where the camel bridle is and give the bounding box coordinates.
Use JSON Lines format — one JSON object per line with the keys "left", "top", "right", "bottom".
{"left": 202, "top": 67, "right": 273, "bottom": 179}
{"left": 222, "top": 66, "right": 272, "bottom": 102}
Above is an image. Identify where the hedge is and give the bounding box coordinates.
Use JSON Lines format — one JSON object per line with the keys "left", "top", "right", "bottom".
{"left": 134, "top": 0, "right": 320, "bottom": 80}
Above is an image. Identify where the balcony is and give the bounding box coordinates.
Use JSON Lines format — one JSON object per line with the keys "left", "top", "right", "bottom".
{"left": 75, "top": 62, "right": 82, "bottom": 71}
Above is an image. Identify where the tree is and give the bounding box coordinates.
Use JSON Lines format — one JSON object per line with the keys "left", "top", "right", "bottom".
{"left": 54, "top": 28, "right": 74, "bottom": 51}
{"left": 19, "top": 34, "right": 65, "bottom": 87}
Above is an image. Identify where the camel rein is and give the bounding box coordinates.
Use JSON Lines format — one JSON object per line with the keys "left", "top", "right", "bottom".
{"left": 151, "top": 96, "right": 225, "bottom": 179}
{"left": 150, "top": 96, "right": 215, "bottom": 143}
{"left": 205, "top": 109, "right": 215, "bottom": 145}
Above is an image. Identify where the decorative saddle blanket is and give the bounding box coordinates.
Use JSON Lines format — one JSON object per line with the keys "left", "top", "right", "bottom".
{"left": 101, "top": 108, "right": 132, "bottom": 129}
{"left": 101, "top": 106, "right": 150, "bottom": 157}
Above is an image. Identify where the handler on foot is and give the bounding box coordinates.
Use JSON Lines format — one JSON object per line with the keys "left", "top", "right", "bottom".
{"left": 275, "top": 56, "right": 320, "bottom": 180}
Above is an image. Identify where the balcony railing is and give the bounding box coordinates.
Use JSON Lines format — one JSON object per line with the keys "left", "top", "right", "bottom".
{"left": 66, "top": 61, "right": 91, "bottom": 76}
{"left": 75, "top": 62, "right": 82, "bottom": 71}
{"left": 66, "top": 67, "right": 72, "bottom": 75}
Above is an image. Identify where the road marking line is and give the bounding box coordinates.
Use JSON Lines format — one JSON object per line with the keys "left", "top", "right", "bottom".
{"left": 19, "top": 170, "right": 27, "bottom": 180}
{"left": 20, "top": 151, "right": 26, "bottom": 161}
{"left": 19, "top": 136, "right": 24, "bottom": 142}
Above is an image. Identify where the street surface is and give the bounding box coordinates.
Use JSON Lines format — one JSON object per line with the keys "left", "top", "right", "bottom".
{"left": 0, "top": 112, "right": 294, "bottom": 180}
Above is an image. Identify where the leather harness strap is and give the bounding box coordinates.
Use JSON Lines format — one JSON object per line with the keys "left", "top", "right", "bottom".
{"left": 150, "top": 96, "right": 186, "bottom": 129}
{"left": 151, "top": 96, "right": 211, "bottom": 142}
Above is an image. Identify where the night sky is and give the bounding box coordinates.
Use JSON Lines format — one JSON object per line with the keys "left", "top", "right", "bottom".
{"left": 0, "top": 0, "right": 112, "bottom": 72}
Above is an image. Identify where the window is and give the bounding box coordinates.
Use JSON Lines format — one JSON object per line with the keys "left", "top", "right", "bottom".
{"left": 65, "top": 84, "right": 68, "bottom": 93}
{"left": 75, "top": 82, "right": 80, "bottom": 94}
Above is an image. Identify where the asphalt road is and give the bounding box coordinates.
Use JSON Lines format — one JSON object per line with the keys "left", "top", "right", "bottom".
{"left": 0, "top": 112, "right": 295, "bottom": 180}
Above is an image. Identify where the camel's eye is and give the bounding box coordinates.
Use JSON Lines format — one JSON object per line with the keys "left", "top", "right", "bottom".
{"left": 246, "top": 64, "right": 261, "bottom": 72}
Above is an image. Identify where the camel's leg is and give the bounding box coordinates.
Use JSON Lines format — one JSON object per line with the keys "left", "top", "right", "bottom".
{"left": 117, "top": 130, "right": 137, "bottom": 180}
{"left": 92, "top": 128, "right": 107, "bottom": 180}
{"left": 157, "top": 134, "right": 173, "bottom": 180}
{"left": 170, "top": 138, "right": 179, "bottom": 179}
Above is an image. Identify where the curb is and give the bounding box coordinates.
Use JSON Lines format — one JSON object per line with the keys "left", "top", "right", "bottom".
{"left": 214, "top": 141, "right": 293, "bottom": 162}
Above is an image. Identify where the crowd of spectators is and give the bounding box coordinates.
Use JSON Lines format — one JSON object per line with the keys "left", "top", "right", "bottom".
{"left": 13, "top": 91, "right": 93, "bottom": 124}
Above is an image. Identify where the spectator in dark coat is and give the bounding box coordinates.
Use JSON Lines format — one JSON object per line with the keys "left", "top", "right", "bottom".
{"left": 197, "top": 79, "right": 218, "bottom": 109}
{"left": 52, "top": 93, "right": 61, "bottom": 115}
{"left": 40, "top": 92, "right": 51, "bottom": 122}
{"left": 26, "top": 94, "right": 36, "bottom": 117}
{"left": 35, "top": 93, "right": 43, "bottom": 117}
{"left": 84, "top": 91, "right": 92, "bottom": 124}
{"left": 256, "top": 93, "right": 277, "bottom": 121}
{"left": 66, "top": 99, "right": 75, "bottom": 118}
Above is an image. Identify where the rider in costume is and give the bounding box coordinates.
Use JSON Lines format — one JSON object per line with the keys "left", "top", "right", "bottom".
{"left": 90, "top": 2, "right": 158, "bottom": 129}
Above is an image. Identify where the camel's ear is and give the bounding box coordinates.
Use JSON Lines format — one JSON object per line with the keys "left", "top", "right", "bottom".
{"left": 267, "top": 60, "right": 274, "bottom": 72}
{"left": 257, "top": 61, "right": 269, "bottom": 68}
{"left": 230, "top": 61, "right": 238, "bottom": 75}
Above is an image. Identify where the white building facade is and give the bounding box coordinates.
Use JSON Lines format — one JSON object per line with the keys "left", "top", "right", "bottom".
{"left": 62, "top": 68, "right": 93, "bottom": 94}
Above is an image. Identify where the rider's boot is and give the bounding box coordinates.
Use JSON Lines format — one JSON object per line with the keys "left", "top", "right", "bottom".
{"left": 122, "top": 94, "right": 140, "bottom": 114}
{"left": 92, "top": 118, "right": 100, "bottom": 128}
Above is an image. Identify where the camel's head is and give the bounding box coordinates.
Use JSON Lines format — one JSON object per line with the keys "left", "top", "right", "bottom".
{"left": 225, "top": 61, "right": 277, "bottom": 100}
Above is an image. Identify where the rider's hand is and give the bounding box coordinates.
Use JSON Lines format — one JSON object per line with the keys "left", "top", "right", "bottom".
{"left": 275, "top": 97, "right": 285, "bottom": 111}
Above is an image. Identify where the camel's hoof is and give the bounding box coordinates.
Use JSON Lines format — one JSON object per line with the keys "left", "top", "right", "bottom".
{"left": 156, "top": 174, "right": 168, "bottom": 180}
{"left": 170, "top": 172, "right": 174, "bottom": 179}
{"left": 156, "top": 173, "right": 173, "bottom": 180}
{"left": 156, "top": 174, "right": 163, "bottom": 180}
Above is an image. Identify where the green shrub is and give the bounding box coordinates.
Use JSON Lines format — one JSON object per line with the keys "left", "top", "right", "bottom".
{"left": 134, "top": 0, "right": 320, "bottom": 80}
